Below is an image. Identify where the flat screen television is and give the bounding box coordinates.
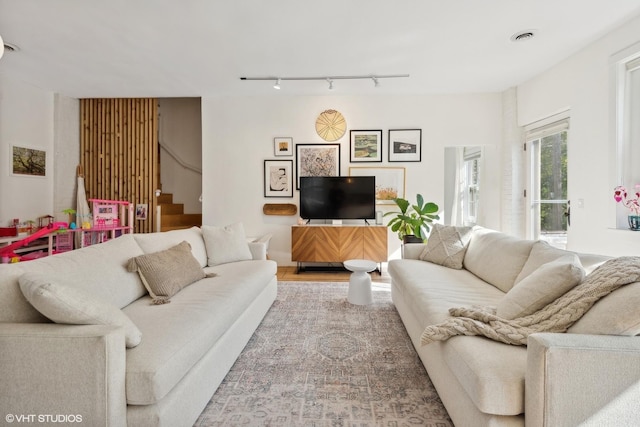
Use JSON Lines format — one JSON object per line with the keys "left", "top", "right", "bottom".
{"left": 299, "top": 176, "right": 376, "bottom": 220}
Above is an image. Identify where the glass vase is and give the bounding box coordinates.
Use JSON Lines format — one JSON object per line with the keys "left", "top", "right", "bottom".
{"left": 628, "top": 215, "right": 640, "bottom": 231}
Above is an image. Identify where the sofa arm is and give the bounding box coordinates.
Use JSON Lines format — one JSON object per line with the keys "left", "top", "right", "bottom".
{"left": 526, "top": 333, "right": 640, "bottom": 427}
{"left": 0, "top": 323, "right": 127, "bottom": 427}
{"left": 402, "top": 243, "right": 427, "bottom": 259}
{"left": 248, "top": 233, "right": 272, "bottom": 260}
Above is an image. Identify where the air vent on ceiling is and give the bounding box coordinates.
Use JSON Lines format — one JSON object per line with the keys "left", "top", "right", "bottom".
{"left": 510, "top": 30, "right": 536, "bottom": 43}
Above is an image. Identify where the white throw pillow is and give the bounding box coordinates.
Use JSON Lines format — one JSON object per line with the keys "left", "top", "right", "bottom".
{"left": 19, "top": 272, "right": 142, "bottom": 348}
{"left": 202, "top": 223, "right": 253, "bottom": 266}
{"left": 496, "top": 255, "right": 585, "bottom": 320}
{"left": 419, "top": 224, "right": 473, "bottom": 269}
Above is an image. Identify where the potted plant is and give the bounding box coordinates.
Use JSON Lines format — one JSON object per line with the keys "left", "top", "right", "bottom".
{"left": 614, "top": 185, "right": 640, "bottom": 230}
{"left": 385, "top": 194, "right": 440, "bottom": 243}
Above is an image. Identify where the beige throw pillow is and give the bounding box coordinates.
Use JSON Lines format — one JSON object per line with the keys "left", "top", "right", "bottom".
{"left": 202, "top": 223, "right": 253, "bottom": 266}
{"left": 419, "top": 224, "right": 473, "bottom": 269}
{"left": 127, "top": 241, "right": 205, "bottom": 304}
{"left": 19, "top": 272, "right": 142, "bottom": 348}
{"left": 497, "top": 254, "right": 585, "bottom": 320}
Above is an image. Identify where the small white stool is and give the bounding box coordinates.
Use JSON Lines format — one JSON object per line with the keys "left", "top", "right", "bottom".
{"left": 344, "top": 259, "right": 377, "bottom": 305}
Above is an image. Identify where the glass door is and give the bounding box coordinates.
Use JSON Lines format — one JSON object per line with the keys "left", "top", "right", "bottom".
{"left": 528, "top": 126, "right": 569, "bottom": 249}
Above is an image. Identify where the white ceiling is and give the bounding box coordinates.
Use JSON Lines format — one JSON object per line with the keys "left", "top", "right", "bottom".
{"left": 2, "top": 0, "right": 640, "bottom": 98}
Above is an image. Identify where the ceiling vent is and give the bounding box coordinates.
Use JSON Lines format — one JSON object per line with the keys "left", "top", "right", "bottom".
{"left": 510, "top": 30, "right": 536, "bottom": 42}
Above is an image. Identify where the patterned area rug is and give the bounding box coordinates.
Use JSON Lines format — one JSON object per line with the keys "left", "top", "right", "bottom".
{"left": 194, "top": 281, "right": 452, "bottom": 427}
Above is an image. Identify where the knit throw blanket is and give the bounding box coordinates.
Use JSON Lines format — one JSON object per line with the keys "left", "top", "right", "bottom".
{"left": 420, "top": 256, "right": 640, "bottom": 346}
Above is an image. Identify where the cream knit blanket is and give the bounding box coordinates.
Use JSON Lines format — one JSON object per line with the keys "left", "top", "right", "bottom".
{"left": 420, "top": 256, "right": 640, "bottom": 346}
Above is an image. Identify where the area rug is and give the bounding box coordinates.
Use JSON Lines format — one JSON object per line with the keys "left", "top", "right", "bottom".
{"left": 194, "top": 281, "right": 452, "bottom": 427}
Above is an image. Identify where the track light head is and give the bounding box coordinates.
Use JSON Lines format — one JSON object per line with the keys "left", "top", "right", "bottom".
{"left": 327, "top": 78, "right": 334, "bottom": 90}
{"left": 274, "top": 78, "right": 281, "bottom": 90}
{"left": 372, "top": 77, "right": 379, "bottom": 87}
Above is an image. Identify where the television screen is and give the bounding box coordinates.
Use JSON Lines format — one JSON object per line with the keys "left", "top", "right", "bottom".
{"left": 300, "top": 176, "right": 376, "bottom": 220}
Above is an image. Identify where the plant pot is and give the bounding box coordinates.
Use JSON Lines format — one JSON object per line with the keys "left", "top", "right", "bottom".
{"left": 628, "top": 215, "right": 640, "bottom": 231}
{"left": 403, "top": 235, "right": 424, "bottom": 244}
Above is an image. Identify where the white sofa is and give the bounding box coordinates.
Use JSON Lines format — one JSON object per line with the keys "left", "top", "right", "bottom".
{"left": 389, "top": 226, "right": 640, "bottom": 427}
{"left": 0, "top": 226, "right": 277, "bottom": 427}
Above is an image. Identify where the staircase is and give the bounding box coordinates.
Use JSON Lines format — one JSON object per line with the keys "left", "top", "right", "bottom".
{"left": 157, "top": 193, "right": 202, "bottom": 232}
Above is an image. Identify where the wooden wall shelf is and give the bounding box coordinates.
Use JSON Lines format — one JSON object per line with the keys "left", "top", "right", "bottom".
{"left": 263, "top": 203, "right": 297, "bottom": 216}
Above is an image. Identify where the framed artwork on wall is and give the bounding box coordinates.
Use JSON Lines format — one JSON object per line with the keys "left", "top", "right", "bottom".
{"left": 349, "top": 166, "right": 406, "bottom": 205}
{"left": 388, "top": 129, "right": 422, "bottom": 162}
{"left": 295, "top": 143, "right": 340, "bottom": 189}
{"left": 350, "top": 130, "right": 383, "bottom": 162}
{"left": 136, "top": 204, "right": 148, "bottom": 220}
{"left": 264, "top": 159, "right": 294, "bottom": 197}
{"left": 11, "top": 145, "right": 47, "bottom": 177}
{"left": 274, "top": 137, "right": 293, "bottom": 156}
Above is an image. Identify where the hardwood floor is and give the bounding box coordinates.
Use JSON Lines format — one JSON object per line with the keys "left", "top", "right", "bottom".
{"left": 277, "top": 264, "right": 391, "bottom": 283}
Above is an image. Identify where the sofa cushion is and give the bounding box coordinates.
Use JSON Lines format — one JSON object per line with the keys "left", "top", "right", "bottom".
{"left": 497, "top": 255, "right": 585, "bottom": 320}
{"left": 19, "top": 272, "right": 142, "bottom": 348}
{"left": 419, "top": 224, "right": 473, "bottom": 269}
{"left": 16, "top": 234, "right": 146, "bottom": 309}
{"left": 0, "top": 264, "right": 49, "bottom": 323}
{"left": 568, "top": 281, "right": 640, "bottom": 336}
{"left": 442, "top": 336, "right": 527, "bottom": 415}
{"left": 122, "top": 259, "right": 277, "bottom": 404}
{"left": 202, "top": 223, "right": 253, "bottom": 266}
{"left": 463, "top": 227, "right": 534, "bottom": 293}
{"left": 133, "top": 226, "right": 208, "bottom": 268}
{"left": 127, "top": 241, "right": 205, "bottom": 304}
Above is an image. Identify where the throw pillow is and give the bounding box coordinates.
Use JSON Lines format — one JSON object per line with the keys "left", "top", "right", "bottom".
{"left": 496, "top": 254, "right": 585, "bottom": 320}
{"left": 202, "top": 223, "right": 253, "bottom": 266}
{"left": 419, "top": 223, "right": 473, "bottom": 269}
{"left": 19, "top": 272, "right": 142, "bottom": 348}
{"left": 127, "top": 241, "right": 205, "bottom": 304}
{"left": 568, "top": 281, "right": 640, "bottom": 336}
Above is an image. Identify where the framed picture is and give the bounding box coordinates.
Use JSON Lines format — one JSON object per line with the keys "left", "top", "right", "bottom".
{"left": 274, "top": 137, "right": 293, "bottom": 156}
{"left": 11, "top": 145, "right": 47, "bottom": 177}
{"left": 135, "top": 204, "right": 148, "bottom": 220}
{"left": 264, "top": 159, "right": 294, "bottom": 197}
{"left": 295, "top": 143, "right": 340, "bottom": 189}
{"left": 350, "top": 130, "right": 382, "bottom": 162}
{"left": 388, "top": 129, "right": 422, "bottom": 162}
{"left": 349, "top": 166, "right": 406, "bottom": 205}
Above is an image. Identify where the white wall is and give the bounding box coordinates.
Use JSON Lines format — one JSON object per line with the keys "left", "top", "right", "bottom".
{"left": 53, "top": 94, "right": 79, "bottom": 223}
{"left": 518, "top": 14, "right": 640, "bottom": 256}
{"left": 202, "top": 94, "right": 502, "bottom": 265}
{"left": 0, "top": 74, "right": 55, "bottom": 227}
{"left": 158, "top": 98, "right": 202, "bottom": 214}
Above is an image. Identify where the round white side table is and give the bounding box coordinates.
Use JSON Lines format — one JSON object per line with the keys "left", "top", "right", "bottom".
{"left": 343, "top": 259, "right": 377, "bottom": 305}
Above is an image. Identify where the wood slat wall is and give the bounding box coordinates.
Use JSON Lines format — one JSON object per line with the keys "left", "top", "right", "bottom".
{"left": 80, "top": 98, "right": 158, "bottom": 233}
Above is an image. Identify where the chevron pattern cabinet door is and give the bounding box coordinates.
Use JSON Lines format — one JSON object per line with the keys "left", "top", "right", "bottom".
{"left": 291, "top": 226, "right": 317, "bottom": 261}
{"left": 338, "top": 227, "right": 364, "bottom": 261}
{"left": 364, "top": 226, "right": 388, "bottom": 262}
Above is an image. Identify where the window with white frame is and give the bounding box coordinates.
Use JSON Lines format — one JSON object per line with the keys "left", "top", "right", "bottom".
{"left": 615, "top": 51, "right": 640, "bottom": 228}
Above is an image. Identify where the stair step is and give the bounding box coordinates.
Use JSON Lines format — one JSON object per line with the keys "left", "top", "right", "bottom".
{"left": 157, "top": 193, "right": 173, "bottom": 204}
{"left": 159, "top": 203, "right": 184, "bottom": 215}
{"left": 160, "top": 213, "right": 202, "bottom": 229}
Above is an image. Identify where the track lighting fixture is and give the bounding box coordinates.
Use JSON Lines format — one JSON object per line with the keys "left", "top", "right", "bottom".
{"left": 240, "top": 74, "right": 409, "bottom": 90}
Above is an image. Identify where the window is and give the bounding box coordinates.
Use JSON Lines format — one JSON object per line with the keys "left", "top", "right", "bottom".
{"left": 462, "top": 147, "right": 481, "bottom": 224}
{"left": 614, "top": 49, "right": 640, "bottom": 228}
{"left": 526, "top": 116, "right": 569, "bottom": 249}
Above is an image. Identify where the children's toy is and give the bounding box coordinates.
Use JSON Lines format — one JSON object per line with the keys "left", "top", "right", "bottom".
{"left": 0, "top": 222, "right": 68, "bottom": 263}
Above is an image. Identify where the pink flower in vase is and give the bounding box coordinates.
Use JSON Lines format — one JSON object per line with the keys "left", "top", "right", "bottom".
{"left": 614, "top": 185, "right": 640, "bottom": 216}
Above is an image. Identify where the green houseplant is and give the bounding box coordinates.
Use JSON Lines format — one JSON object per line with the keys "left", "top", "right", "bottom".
{"left": 384, "top": 194, "right": 440, "bottom": 242}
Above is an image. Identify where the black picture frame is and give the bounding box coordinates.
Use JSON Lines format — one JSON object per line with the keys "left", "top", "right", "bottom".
{"left": 388, "top": 129, "right": 422, "bottom": 162}
{"left": 350, "top": 130, "right": 383, "bottom": 163}
{"left": 264, "top": 159, "right": 293, "bottom": 197}
{"left": 295, "top": 143, "right": 341, "bottom": 189}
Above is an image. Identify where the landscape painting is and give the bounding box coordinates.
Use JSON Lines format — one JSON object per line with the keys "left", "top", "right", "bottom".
{"left": 350, "top": 130, "right": 382, "bottom": 162}
{"left": 12, "top": 145, "right": 46, "bottom": 177}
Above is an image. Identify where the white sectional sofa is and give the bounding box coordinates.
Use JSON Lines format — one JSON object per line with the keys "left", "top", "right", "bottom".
{"left": 389, "top": 225, "right": 640, "bottom": 427}
{"left": 0, "top": 226, "right": 277, "bottom": 427}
